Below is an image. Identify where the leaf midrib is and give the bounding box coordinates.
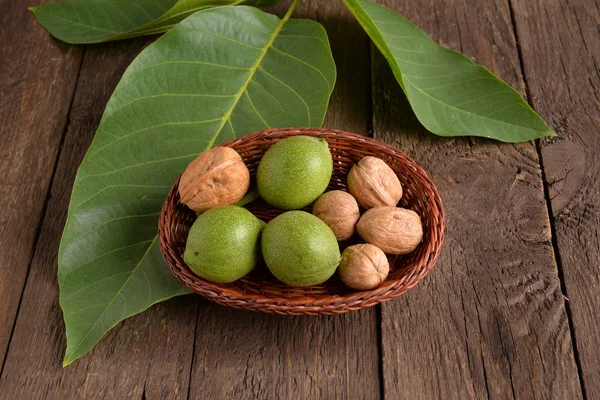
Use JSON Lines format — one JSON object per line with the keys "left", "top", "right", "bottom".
{"left": 35, "top": 9, "right": 122, "bottom": 34}
{"left": 402, "top": 77, "right": 548, "bottom": 134}
{"left": 206, "top": 2, "right": 297, "bottom": 147}
{"left": 63, "top": 2, "right": 298, "bottom": 365}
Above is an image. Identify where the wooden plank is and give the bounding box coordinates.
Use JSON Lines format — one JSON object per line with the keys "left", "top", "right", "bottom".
{"left": 510, "top": 0, "right": 600, "bottom": 396}
{"left": 0, "top": 39, "right": 198, "bottom": 399}
{"left": 0, "top": 0, "right": 83, "bottom": 371}
{"left": 371, "top": 0, "right": 583, "bottom": 398}
{"left": 186, "top": 1, "right": 381, "bottom": 399}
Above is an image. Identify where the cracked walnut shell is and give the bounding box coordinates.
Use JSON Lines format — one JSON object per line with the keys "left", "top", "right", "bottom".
{"left": 312, "top": 190, "right": 360, "bottom": 241}
{"left": 357, "top": 206, "right": 423, "bottom": 255}
{"left": 339, "top": 244, "right": 389, "bottom": 290}
{"left": 179, "top": 147, "right": 250, "bottom": 212}
{"left": 347, "top": 156, "right": 403, "bottom": 209}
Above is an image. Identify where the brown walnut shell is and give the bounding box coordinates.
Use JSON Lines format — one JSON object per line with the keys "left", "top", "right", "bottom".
{"left": 179, "top": 147, "right": 250, "bottom": 212}
{"left": 356, "top": 206, "right": 423, "bottom": 255}
{"left": 347, "top": 156, "right": 403, "bottom": 209}
{"left": 338, "top": 244, "right": 389, "bottom": 290}
{"left": 312, "top": 190, "right": 360, "bottom": 241}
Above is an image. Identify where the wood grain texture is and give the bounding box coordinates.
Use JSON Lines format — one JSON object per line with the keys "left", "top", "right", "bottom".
{"left": 188, "top": 303, "right": 379, "bottom": 399}
{"left": 371, "top": 0, "right": 583, "bottom": 398}
{"left": 185, "top": 1, "right": 381, "bottom": 399}
{"left": 0, "top": 0, "right": 83, "bottom": 371}
{"left": 0, "top": 39, "right": 198, "bottom": 399}
{"left": 510, "top": 0, "right": 600, "bottom": 396}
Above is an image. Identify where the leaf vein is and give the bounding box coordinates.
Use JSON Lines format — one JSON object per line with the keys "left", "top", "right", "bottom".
{"left": 403, "top": 77, "right": 547, "bottom": 132}
{"left": 65, "top": 236, "right": 158, "bottom": 361}
{"left": 245, "top": 91, "right": 270, "bottom": 128}
{"left": 67, "top": 212, "right": 161, "bottom": 246}
{"left": 62, "top": 272, "right": 132, "bottom": 302}
{"left": 269, "top": 46, "right": 331, "bottom": 89}
{"left": 258, "top": 67, "right": 310, "bottom": 123}
{"left": 61, "top": 239, "right": 155, "bottom": 284}
{"left": 89, "top": 119, "right": 219, "bottom": 159}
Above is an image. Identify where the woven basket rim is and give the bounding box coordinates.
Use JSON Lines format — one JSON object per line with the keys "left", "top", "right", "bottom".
{"left": 158, "top": 127, "right": 446, "bottom": 315}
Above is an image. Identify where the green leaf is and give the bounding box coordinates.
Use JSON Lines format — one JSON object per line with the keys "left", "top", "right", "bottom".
{"left": 342, "top": 0, "right": 555, "bottom": 142}
{"left": 59, "top": 3, "right": 336, "bottom": 365}
{"left": 29, "top": 0, "right": 278, "bottom": 44}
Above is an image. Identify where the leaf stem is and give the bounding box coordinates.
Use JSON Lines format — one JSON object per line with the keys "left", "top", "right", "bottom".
{"left": 194, "top": 189, "right": 261, "bottom": 218}
{"left": 235, "top": 189, "right": 261, "bottom": 207}
{"left": 286, "top": 0, "right": 298, "bottom": 16}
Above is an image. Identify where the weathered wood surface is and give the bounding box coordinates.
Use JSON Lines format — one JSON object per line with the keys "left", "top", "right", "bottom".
{"left": 0, "top": 0, "right": 597, "bottom": 398}
{"left": 0, "top": 0, "right": 83, "bottom": 374}
{"left": 372, "top": 0, "right": 583, "bottom": 398}
{"left": 511, "top": 0, "right": 600, "bottom": 397}
{"left": 0, "top": 38, "right": 199, "bottom": 399}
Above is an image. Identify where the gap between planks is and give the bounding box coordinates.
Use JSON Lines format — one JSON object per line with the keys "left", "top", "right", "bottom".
{"left": 374, "top": 0, "right": 583, "bottom": 398}
{"left": 0, "top": 47, "right": 87, "bottom": 381}
{"left": 506, "top": 0, "right": 587, "bottom": 397}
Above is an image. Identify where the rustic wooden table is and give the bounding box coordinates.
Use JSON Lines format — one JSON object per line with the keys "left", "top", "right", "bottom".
{"left": 1, "top": 0, "right": 598, "bottom": 398}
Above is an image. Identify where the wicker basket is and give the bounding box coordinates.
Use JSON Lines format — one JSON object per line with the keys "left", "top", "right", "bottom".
{"left": 159, "top": 128, "right": 445, "bottom": 315}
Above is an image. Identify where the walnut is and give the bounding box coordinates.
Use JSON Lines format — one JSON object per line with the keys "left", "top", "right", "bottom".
{"left": 179, "top": 147, "right": 250, "bottom": 212}
{"left": 347, "top": 156, "right": 402, "bottom": 209}
{"left": 338, "top": 244, "right": 389, "bottom": 290}
{"left": 312, "top": 190, "right": 360, "bottom": 241}
{"left": 356, "top": 207, "right": 423, "bottom": 254}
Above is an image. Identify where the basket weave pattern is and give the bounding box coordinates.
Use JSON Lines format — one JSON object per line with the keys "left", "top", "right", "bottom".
{"left": 159, "top": 128, "right": 446, "bottom": 315}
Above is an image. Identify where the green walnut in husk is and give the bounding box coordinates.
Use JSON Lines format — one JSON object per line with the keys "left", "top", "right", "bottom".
{"left": 183, "top": 206, "right": 263, "bottom": 283}
{"left": 262, "top": 211, "right": 340, "bottom": 286}
{"left": 257, "top": 136, "right": 333, "bottom": 210}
